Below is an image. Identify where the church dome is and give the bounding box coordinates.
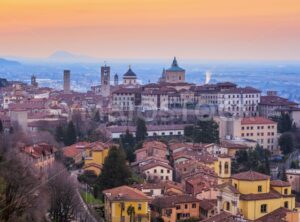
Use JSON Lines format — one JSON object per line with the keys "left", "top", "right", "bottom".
{"left": 166, "top": 57, "right": 185, "bottom": 72}
{"left": 123, "top": 66, "right": 137, "bottom": 78}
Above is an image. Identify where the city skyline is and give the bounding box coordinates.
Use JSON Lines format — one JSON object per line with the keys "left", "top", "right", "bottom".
{"left": 1, "top": 0, "right": 300, "bottom": 60}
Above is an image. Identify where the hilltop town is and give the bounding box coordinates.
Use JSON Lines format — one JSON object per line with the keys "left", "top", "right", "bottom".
{"left": 1, "top": 57, "right": 300, "bottom": 222}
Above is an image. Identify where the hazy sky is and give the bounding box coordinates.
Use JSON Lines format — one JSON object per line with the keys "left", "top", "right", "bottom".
{"left": 1, "top": 0, "right": 300, "bottom": 60}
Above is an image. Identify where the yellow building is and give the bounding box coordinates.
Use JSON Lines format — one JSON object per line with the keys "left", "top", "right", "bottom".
{"left": 84, "top": 142, "right": 110, "bottom": 176}
{"left": 217, "top": 170, "right": 296, "bottom": 221}
{"left": 103, "top": 185, "right": 150, "bottom": 222}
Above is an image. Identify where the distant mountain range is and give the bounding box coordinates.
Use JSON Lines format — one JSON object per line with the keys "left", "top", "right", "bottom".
{"left": 47, "top": 51, "right": 99, "bottom": 63}
{"left": 0, "top": 58, "right": 21, "bottom": 66}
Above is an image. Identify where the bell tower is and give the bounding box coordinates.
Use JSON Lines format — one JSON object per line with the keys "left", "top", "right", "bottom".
{"left": 101, "top": 63, "right": 110, "bottom": 97}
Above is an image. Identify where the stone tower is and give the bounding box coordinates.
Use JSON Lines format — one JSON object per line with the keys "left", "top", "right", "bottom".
{"left": 63, "top": 70, "right": 71, "bottom": 93}
{"left": 31, "top": 75, "right": 38, "bottom": 87}
{"left": 101, "top": 64, "right": 110, "bottom": 97}
{"left": 114, "top": 73, "right": 119, "bottom": 86}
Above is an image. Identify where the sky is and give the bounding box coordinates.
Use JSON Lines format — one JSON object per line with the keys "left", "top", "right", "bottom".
{"left": 1, "top": 0, "right": 300, "bottom": 60}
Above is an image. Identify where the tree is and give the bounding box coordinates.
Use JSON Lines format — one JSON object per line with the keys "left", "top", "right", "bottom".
{"left": 0, "top": 138, "right": 48, "bottom": 222}
{"left": 48, "top": 164, "right": 82, "bottom": 222}
{"left": 55, "top": 125, "right": 65, "bottom": 143}
{"left": 272, "top": 113, "right": 293, "bottom": 133}
{"left": 64, "top": 121, "right": 77, "bottom": 146}
{"left": 279, "top": 132, "right": 294, "bottom": 155}
{"left": 281, "top": 166, "right": 288, "bottom": 182}
{"left": 127, "top": 205, "right": 135, "bottom": 222}
{"left": 185, "top": 120, "right": 219, "bottom": 144}
{"left": 184, "top": 125, "right": 194, "bottom": 138}
{"left": 95, "top": 146, "right": 131, "bottom": 196}
{"left": 0, "top": 119, "right": 3, "bottom": 134}
{"left": 120, "top": 129, "right": 136, "bottom": 162}
{"left": 135, "top": 118, "right": 147, "bottom": 143}
{"left": 232, "top": 145, "right": 270, "bottom": 175}
{"left": 94, "top": 110, "right": 100, "bottom": 122}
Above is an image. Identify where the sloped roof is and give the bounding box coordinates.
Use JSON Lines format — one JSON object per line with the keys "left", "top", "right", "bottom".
{"left": 231, "top": 170, "right": 270, "bottom": 181}
{"left": 103, "top": 185, "right": 149, "bottom": 201}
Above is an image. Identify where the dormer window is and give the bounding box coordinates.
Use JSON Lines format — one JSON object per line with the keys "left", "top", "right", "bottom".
{"left": 258, "top": 185, "right": 262, "bottom": 192}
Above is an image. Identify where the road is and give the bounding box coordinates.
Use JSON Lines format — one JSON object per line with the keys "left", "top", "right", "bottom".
{"left": 71, "top": 170, "right": 103, "bottom": 222}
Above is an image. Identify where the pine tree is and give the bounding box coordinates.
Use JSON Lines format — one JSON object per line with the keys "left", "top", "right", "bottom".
{"left": 192, "top": 120, "right": 219, "bottom": 143}
{"left": 279, "top": 132, "right": 294, "bottom": 155}
{"left": 95, "top": 146, "right": 131, "bottom": 195}
{"left": 135, "top": 118, "right": 147, "bottom": 143}
{"left": 64, "top": 121, "right": 77, "bottom": 146}
{"left": 55, "top": 125, "right": 65, "bottom": 142}
{"left": 94, "top": 110, "right": 100, "bottom": 122}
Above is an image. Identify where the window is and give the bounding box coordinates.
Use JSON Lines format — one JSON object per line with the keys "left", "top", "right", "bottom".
{"left": 284, "top": 189, "right": 288, "bottom": 195}
{"left": 166, "top": 209, "right": 172, "bottom": 216}
{"left": 154, "top": 169, "right": 157, "bottom": 173}
{"left": 138, "top": 203, "right": 142, "bottom": 210}
{"left": 284, "top": 201, "right": 289, "bottom": 208}
{"left": 261, "top": 204, "right": 267, "bottom": 213}
{"left": 176, "top": 205, "right": 181, "bottom": 210}
{"left": 225, "top": 162, "right": 229, "bottom": 174}
{"left": 185, "top": 204, "right": 188, "bottom": 209}
{"left": 161, "top": 169, "right": 164, "bottom": 173}
{"left": 226, "top": 202, "right": 230, "bottom": 211}
{"left": 192, "top": 203, "right": 196, "bottom": 208}
{"left": 234, "top": 183, "right": 237, "bottom": 189}
{"left": 258, "top": 185, "right": 262, "bottom": 192}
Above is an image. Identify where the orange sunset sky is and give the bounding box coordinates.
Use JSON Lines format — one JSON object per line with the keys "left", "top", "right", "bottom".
{"left": 1, "top": 0, "right": 300, "bottom": 60}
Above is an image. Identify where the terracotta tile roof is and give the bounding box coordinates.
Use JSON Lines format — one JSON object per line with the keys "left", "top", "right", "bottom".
{"left": 21, "top": 143, "right": 56, "bottom": 159}
{"left": 220, "top": 140, "right": 250, "bottom": 149}
{"left": 199, "top": 199, "right": 217, "bottom": 211}
{"left": 240, "top": 190, "right": 282, "bottom": 201}
{"left": 103, "top": 185, "right": 150, "bottom": 201}
{"left": 241, "top": 117, "right": 276, "bottom": 125}
{"left": 140, "top": 161, "right": 173, "bottom": 171}
{"left": 270, "top": 180, "right": 291, "bottom": 187}
{"left": 254, "top": 207, "right": 291, "bottom": 222}
{"left": 151, "top": 195, "right": 200, "bottom": 208}
{"left": 132, "top": 181, "right": 183, "bottom": 192}
{"left": 63, "top": 142, "right": 90, "bottom": 158}
{"left": 231, "top": 170, "right": 270, "bottom": 181}
{"left": 202, "top": 211, "right": 236, "bottom": 222}
{"left": 260, "top": 95, "right": 298, "bottom": 107}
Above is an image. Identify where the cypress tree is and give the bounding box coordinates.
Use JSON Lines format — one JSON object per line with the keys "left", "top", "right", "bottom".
{"left": 135, "top": 118, "right": 147, "bottom": 143}
{"left": 95, "top": 146, "right": 131, "bottom": 195}
{"left": 64, "top": 121, "right": 77, "bottom": 146}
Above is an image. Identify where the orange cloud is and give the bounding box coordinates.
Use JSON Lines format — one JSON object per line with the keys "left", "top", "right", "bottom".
{"left": 0, "top": 0, "right": 300, "bottom": 59}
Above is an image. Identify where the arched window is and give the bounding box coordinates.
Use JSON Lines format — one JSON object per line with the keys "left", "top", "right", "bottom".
{"left": 226, "top": 202, "right": 230, "bottom": 211}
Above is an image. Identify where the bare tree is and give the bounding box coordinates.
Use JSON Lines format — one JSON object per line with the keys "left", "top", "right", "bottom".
{"left": 0, "top": 138, "right": 49, "bottom": 222}
{"left": 47, "top": 164, "right": 82, "bottom": 222}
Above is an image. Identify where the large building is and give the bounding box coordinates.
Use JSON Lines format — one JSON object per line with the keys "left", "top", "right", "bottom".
{"left": 259, "top": 91, "right": 299, "bottom": 118}
{"left": 217, "top": 170, "right": 296, "bottom": 221}
{"left": 215, "top": 116, "right": 278, "bottom": 152}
